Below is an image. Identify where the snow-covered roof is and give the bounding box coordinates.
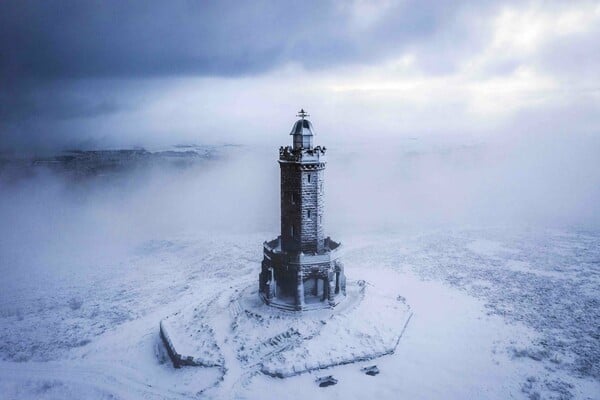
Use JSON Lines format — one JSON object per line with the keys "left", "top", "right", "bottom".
{"left": 289, "top": 119, "right": 315, "bottom": 136}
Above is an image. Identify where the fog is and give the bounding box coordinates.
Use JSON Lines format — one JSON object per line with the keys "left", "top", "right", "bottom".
{"left": 1, "top": 130, "right": 598, "bottom": 294}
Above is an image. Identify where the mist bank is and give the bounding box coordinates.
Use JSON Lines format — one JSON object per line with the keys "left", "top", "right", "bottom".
{"left": 0, "top": 132, "right": 598, "bottom": 285}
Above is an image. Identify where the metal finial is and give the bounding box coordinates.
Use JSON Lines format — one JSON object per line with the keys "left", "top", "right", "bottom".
{"left": 297, "top": 108, "right": 309, "bottom": 119}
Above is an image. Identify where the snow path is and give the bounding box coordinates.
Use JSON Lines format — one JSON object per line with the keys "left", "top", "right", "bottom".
{"left": 204, "top": 282, "right": 258, "bottom": 398}
{"left": 210, "top": 292, "right": 243, "bottom": 396}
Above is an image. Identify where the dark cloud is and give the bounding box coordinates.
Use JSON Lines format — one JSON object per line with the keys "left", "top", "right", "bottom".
{"left": 0, "top": 0, "right": 597, "bottom": 152}
{"left": 0, "top": 0, "right": 481, "bottom": 82}
{"left": 0, "top": 0, "right": 492, "bottom": 150}
{"left": 0, "top": 81, "right": 120, "bottom": 122}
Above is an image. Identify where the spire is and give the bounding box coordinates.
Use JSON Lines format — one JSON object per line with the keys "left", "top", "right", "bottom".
{"left": 297, "top": 108, "right": 309, "bottom": 120}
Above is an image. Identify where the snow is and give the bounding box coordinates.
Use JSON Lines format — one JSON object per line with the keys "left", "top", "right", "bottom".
{"left": 1, "top": 228, "right": 599, "bottom": 399}
{"left": 161, "top": 280, "right": 411, "bottom": 380}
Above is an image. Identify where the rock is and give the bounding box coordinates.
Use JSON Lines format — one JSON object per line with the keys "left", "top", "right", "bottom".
{"left": 316, "top": 375, "right": 338, "bottom": 387}
{"left": 362, "top": 365, "right": 380, "bottom": 376}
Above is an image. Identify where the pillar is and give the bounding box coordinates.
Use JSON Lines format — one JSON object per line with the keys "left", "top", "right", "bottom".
{"left": 296, "top": 268, "right": 305, "bottom": 310}
{"left": 327, "top": 271, "right": 336, "bottom": 305}
{"left": 266, "top": 268, "right": 274, "bottom": 300}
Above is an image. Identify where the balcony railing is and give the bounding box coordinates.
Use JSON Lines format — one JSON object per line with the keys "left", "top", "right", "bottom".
{"left": 263, "top": 236, "right": 342, "bottom": 265}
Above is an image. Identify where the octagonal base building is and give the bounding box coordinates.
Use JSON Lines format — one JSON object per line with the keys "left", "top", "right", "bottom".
{"left": 259, "top": 110, "right": 346, "bottom": 311}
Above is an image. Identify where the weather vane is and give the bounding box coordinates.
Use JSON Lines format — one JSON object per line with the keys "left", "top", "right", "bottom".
{"left": 297, "top": 108, "right": 309, "bottom": 119}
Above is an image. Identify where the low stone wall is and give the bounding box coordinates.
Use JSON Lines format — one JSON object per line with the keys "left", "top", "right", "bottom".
{"left": 159, "top": 312, "right": 223, "bottom": 369}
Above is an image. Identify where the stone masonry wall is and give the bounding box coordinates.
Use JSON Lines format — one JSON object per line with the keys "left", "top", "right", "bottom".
{"left": 300, "top": 166, "right": 325, "bottom": 253}
{"left": 280, "top": 163, "right": 301, "bottom": 252}
{"left": 280, "top": 162, "right": 325, "bottom": 254}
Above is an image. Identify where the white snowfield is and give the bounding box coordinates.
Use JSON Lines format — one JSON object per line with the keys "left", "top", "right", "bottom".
{"left": 1, "top": 229, "right": 599, "bottom": 399}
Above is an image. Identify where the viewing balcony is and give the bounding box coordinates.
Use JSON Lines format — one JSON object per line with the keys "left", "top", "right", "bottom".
{"left": 263, "top": 236, "right": 342, "bottom": 266}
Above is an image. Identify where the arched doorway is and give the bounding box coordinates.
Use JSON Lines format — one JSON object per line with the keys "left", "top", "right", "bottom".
{"left": 303, "top": 277, "right": 326, "bottom": 303}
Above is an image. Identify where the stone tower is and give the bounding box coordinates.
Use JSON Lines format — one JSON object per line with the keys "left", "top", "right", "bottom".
{"left": 259, "top": 110, "right": 346, "bottom": 310}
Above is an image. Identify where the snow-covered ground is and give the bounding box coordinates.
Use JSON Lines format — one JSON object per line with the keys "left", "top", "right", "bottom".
{"left": 1, "top": 228, "right": 598, "bottom": 399}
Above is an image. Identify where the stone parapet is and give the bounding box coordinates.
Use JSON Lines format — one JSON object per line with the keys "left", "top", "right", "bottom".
{"left": 279, "top": 146, "right": 327, "bottom": 164}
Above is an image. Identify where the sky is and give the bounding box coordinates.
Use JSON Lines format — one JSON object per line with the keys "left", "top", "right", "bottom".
{"left": 1, "top": 0, "right": 599, "bottom": 151}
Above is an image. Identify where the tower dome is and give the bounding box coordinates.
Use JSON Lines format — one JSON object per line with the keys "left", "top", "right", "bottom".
{"left": 289, "top": 119, "right": 315, "bottom": 136}
{"left": 290, "top": 109, "right": 314, "bottom": 149}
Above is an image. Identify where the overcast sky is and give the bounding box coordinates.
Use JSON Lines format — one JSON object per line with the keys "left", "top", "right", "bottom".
{"left": 1, "top": 0, "right": 599, "bottom": 151}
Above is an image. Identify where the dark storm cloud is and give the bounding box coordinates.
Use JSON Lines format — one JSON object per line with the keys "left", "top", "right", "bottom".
{"left": 1, "top": 0, "right": 493, "bottom": 150}
{"left": 0, "top": 80, "right": 119, "bottom": 122}
{"left": 1, "top": 0, "right": 597, "bottom": 152}
{"left": 0, "top": 0, "right": 481, "bottom": 82}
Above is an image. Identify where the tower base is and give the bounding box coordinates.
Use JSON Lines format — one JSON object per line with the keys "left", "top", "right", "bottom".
{"left": 259, "top": 236, "right": 346, "bottom": 310}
